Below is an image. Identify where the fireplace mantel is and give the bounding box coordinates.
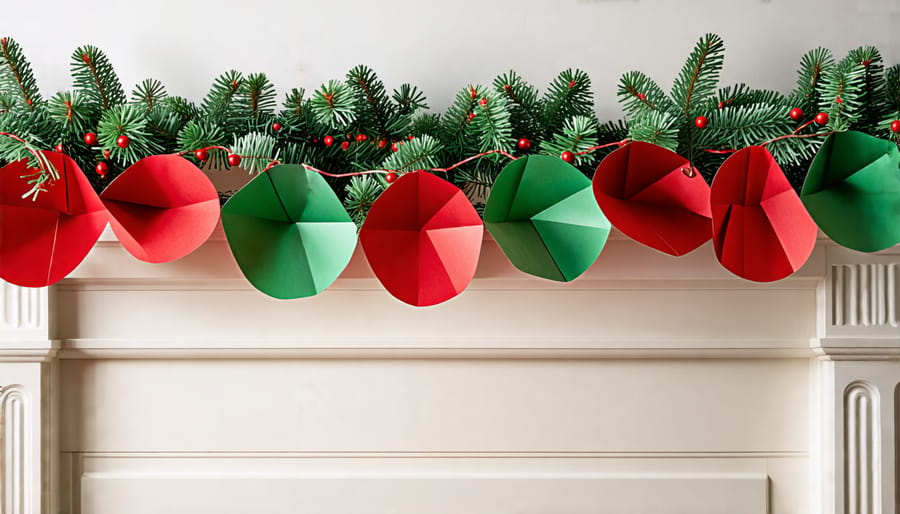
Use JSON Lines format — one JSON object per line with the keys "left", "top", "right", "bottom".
{"left": 1, "top": 228, "right": 898, "bottom": 514}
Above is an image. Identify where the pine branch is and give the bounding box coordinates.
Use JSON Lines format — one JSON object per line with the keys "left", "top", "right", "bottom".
{"left": 789, "top": 47, "right": 834, "bottom": 115}
{"left": 232, "top": 131, "right": 277, "bottom": 173}
{"left": 539, "top": 115, "right": 599, "bottom": 167}
{"left": 471, "top": 90, "right": 513, "bottom": 153}
{"left": 494, "top": 70, "right": 541, "bottom": 141}
{"left": 131, "top": 78, "right": 167, "bottom": 111}
{"left": 71, "top": 45, "right": 126, "bottom": 110}
{"left": 98, "top": 104, "right": 162, "bottom": 163}
{"left": 343, "top": 175, "right": 384, "bottom": 226}
{"left": 240, "top": 73, "right": 276, "bottom": 118}
{"left": 393, "top": 84, "right": 428, "bottom": 116}
{"left": 618, "top": 70, "right": 673, "bottom": 116}
{"left": 671, "top": 33, "right": 725, "bottom": 118}
{"left": 47, "top": 91, "right": 94, "bottom": 135}
{"left": 845, "top": 46, "right": 887, "bottom": 131}
{"left": 440, "top": 84, "right": 485, "bottom": 158}
{"left": 627, "top": 110, "right": 679, "bottom": 150}
{"left": 818, "top": 57, "right": 866, "bottom": 131}
{"left": 380, "top": 134, "right": 442, "bottom": 172}
{"left": 0, "top": 37, "right": 41, "bottom": 110}
{"left": 347, "top": 65, "right": 406, "bottom": 139}
{"left": 310, "top": 79, "right": 356, "bottom": 130}
{"left": 540, "top": 68, "right": 593, "bottom": 136}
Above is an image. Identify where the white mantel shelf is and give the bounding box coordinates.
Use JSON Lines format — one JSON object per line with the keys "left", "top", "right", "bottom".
{"left": 1, "top": 225, "right": 898, "bottom": 514}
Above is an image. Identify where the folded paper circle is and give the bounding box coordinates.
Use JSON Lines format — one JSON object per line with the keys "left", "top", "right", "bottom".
{"left": 360, "top": 171, "right": 483, "bottom": 307}
{"left": 800, "top": 130, "right": 900, "bottom": 252}
{"left": 222, "top": 164, "right": 358, "bottom": 300}
{"left": 592, "top": 141, "right": 712, "bottom": 256}
{"left": 0, "top": 151, "right": 108, "bottom": 287}
{"left": 100, "top": 154, "right": 220, "bottom": 263}
{"left": 711, "top": 146, "right": 817, "bottom": 282}
{"left": 483, "top": 154, "right": 610, "bottom": 282}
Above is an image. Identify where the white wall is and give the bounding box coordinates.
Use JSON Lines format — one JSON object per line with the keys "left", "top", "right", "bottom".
{"left": 7, "top": 0, "right": 899, "bottom": 120}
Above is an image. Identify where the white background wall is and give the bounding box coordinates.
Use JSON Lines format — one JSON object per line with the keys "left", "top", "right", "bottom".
{"left": 6, "top": 0, "right": 899, "bottom": 120}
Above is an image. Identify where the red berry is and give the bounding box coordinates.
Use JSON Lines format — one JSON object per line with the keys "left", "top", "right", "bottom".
{"left": 694, "top": 116, "right": 709, "bottom": 129}
{"left": 467, "top": 112, "right": 476, "bottom": 121}
{"left": 891, "top": 120, "right": 900, "bottom": 133}
{"left": 54, "top": 143, "right": 64, "bottom": 153}
{"left": 95, "top": 162, "right": 108, "bottom": 177}
{"left": 195, "top": 149, "right": 209, "bottom": 161}
{"left": 116, "top": 135, "right": 130, "bottom": 149}
{"left": 83, "top": 132, "right": 98, "bottom": 146}
{"left": 391, "top": 143, "right": 398, "bottom": 152}
{"left": 272, "top": 122, "right": 282, "bottom": 132}
{"left": 568, "top": 80, "right": 577, "bottom": 88}
{"left": 469, "top": 86, "right": 477, "bottom": 99}
{"left": 227, "top": 154, "right": 242, "bottom": 167}
{"left": 407, "top": 135, "right": 414, "bottom": 141}
{"left": 636, "top": 93, "right": 646, "bottom": 101}
{"left": 815, "top": 112, "right": 829, "bottom": 125}
{"left": 835, "top": 97, "right": 843, "bottom": 104}
{"left": 377, "top": 139, "right": 387, "bottom": 149}
{"left": 516, "top": 138, "right": 531, "bottom": 151}
{"left": 384, "top": 172, "right": 398, "bottom": 183}
{"left": 479, "top": 97, "right": 488, "bottom": 106}
{"left": 560, "top": 151, "right": 575, "bottom": 164}
{"left": 717, "top": 101, "right": 724, "bottom": 109}
{"left": 323, "top": 135, "right": 334, "bottom": 146}
{"left": 341, "top": 141, "right": 350, "bottom": 150}
{"left": 789, "top": 108, "right": 804, "bottom": 121}
{"left": 356, "top": 134, "right": 367, "bottom": 142}
{"left": 103, "top": 149, "right": 111, "bottom": 160}
{"left": 81, "top": 53, "right": 90, "bottom": 64}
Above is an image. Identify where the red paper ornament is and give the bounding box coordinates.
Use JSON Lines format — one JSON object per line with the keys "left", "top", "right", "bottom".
{"left": 100, "top": 155, "right": 220, "bottom": 263}
{"left": 694, "top": 116, "right": 709, "bottom": 129}
{"left": 83, "top": 132, "right": 98, "bottom": 146}
{"left": 592, "top": 141, "right": 712, "bottom": 256}
{"left": 227, "top": 153, "right": 242, "bottom": 167}
{"left": 323, "top": 135, "right": 334, "bottom": 146}
{"left": 560, "top": 151, "right": 575, "bottom": 163}
{"left": 384, "top": 172, "right": 398, "bottom": 183}
{"left": 116, "top": 135, "right": 130, "bottom": 149}
{"left": 789, "top": 108, "right": 804, "bottom": 121}
{"left": 891, "top": 120, "right": 900, "bottom": 133}
{"left": 360, "top": 171, "right": 483, "bottom": 306}
{"left": 194, "top": 149, "right": 209, "bottom": 161}
{"left": 517, "top": 138, "right": 531, "bottom": 151}
{"left": 341, "top": 141, "right": 350, "bottom": 150}
{"left": 710, "top": 146, "right": 817, "bottom": 282}
{"left": 0, "top": 151, "right": 108, "bottom": 287}
{"left": 272, "top": 122, "right": 282, "bottom": 132}
{"left": 54, "top": 143, "right": 64, "bottom": 153}
{"left": 95, "top": 162, "right": 109, "bottom": 177}
{"left": 815, "top": 112, "right": 829, "bottom": 125}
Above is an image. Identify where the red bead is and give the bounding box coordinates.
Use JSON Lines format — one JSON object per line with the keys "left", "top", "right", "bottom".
{"left": 717, "top": 101, "right": 724, "bottom": 109}
{"left": 116, "top": 135, "right": 130, "bottom": 149}
{"left": 560, "top": 151, "right": 575, "bottom": 164}
{"left": 479, "top": 97, "right": 488, "bottom": 106}
{"left": 694, "top": 116, "right": 709, "bottom": 129}
{"left": 891, "top": 120, "right": 900, "bottom": 133}
{"left": 516, "top": 138, "right": 531, "bottom": 151}
{"left": 195, "top": 149, "right": 209, "bottom": 161}
{"left": 83, "top": 132, "right": 98, "bottom": 146}
{"left": 356, "top": 134, "right": 367, "bottom": 142}
{"left": 467, "top": 112, "right": 476, "bottom": 121}
{"left": 54, "top": 143, "right": 64, "bottom": 153}
{"left": 469, "top": 87, "right": 477, "bottom": 99}
{"left": 407, "top": 135, "right": 414, "bottom": 141}
{"left": 391, "top": 143, "right": 398, "bottom": 152}
{"left": 384, "top": 172, "right": 398, "bottom": 183}
{"left": 789, "top": 108, "right": 804, "bottom": 121}
{"left": 227, "top": 154, "right": 242, "bottom": 167}
{"left": 815, "top": 112, "right": 829, "bottom": 125}
{"left": 377, "top": 140, "right": 387, "bottom": 149}
{"left": 835, "top": 97, "right": 843, "bottom": 104}
{"left": 272, "top": 122, "right": 282, "bottom": 132}
{"left": 323, "top": 135, "right": 334, "bottom": 146}
{"left": 95, "top": 162, "right": 108, "bottom": 177}
{"left": 341, "top": 141, "right": 350, "bottom": 150}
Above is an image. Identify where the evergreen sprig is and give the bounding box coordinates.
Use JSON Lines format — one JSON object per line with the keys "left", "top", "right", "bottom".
{"left": 539, "top": 115, "right": 599, "bottom": 168}
{"left": 71, "top": 45, "right": 126, "bottom": 110}
{"left": 98, "top": 104, "right": 161, "bottom": 164}
{"left": 131, "top": 79, "right": 167, "bottom": 111}
{"left": 47, "top": 91, "right": 93, "bottom": 135}
{"left": 380, "top": 134, "right": 442, "bottom": 172}
{"left": 540, "top": 68, "right": 593, "bottom": 136}
{"left": 0, "top": 37, "right": 41, "bottom": 110}
{"left": 671, "top": 33, "right": 725, "bottom": 118}
{"left": 310, "top": 79, "right": 356, "bottom": 130}
{"left": 819, "top": 56, "right": 866, "bottom": 132}
{"left": 343, "top": 175, "right": 384, "bottom": 226}
{"left": 232, "top": 132, "right": 277, "bottom": 173}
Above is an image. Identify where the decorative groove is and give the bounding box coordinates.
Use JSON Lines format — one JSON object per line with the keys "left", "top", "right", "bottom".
{"left": 896, "top": 383, "right": 900, "bottom": 512}
{"left": 0, "top": 384, "right": 30, "bottom": 514}
{"left": 0, "top": 283, "right": 44, "bottom": 331}
{"left": 844, "top": 381, "right": 881, "bottom": 514}
{"left": 831, "top": 264, "right": 899, "bottom": 328}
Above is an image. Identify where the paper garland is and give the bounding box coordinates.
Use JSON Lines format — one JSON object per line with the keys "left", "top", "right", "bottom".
{"left": 484, "top": 155, "right": 610, "bottom": 282}
{"left": 2, "top": 132, "right": 900, "bottom": 301}
{"left": 592, "top": 141, "right": 712, "bottom": 256}
{"left": 222, "top": 164, "right": 358, "bottom": 300}
{"left": 800, "top": 131, "right": 900, "bottom": 253}
{"left": 711, "top": 146, "right": 817, "bottom": 282}
{"left": 360, "top": 171, "right": 483, "bottom": 306}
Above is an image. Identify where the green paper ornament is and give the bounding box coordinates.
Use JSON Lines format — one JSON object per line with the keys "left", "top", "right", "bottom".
{"left": 484, "top": 154, "right": 611, "bottom": 281}
{"left": 222, "top": 164, "right": 358, "bottom": 299}
{"left": 800, "top": 131, "right": 900, "bottom": 253}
